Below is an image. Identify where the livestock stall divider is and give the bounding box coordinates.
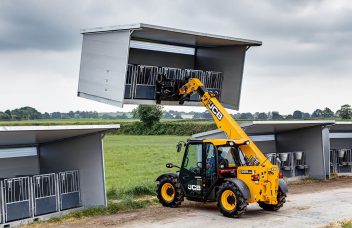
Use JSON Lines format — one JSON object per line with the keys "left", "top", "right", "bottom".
{"left": 265, "top": 152, "right": 309, "bottom": 178}
{"left": 124, "top": 64, "right": 224, "bottom": 101}
{"left": 330, "top": 149, "right": 352, "bottom": 174}
{"left": 33, "top": 173, "right": 59, "bottom": 216}
{"left": 0, "top": 170, "right": 81, "bottom": 225}
{"left": 59, "top": 170, "right": 81, "bottom": 210}
{"left": 3, "top": 177, "right": 32, "bottom": 223}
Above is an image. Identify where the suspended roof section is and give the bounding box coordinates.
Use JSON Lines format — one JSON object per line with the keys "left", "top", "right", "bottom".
{"left": 0, "top": 125, "right": 120, "bottom": 147}
{"left": 81, "top": 23, "right": 262, "bottom": 47}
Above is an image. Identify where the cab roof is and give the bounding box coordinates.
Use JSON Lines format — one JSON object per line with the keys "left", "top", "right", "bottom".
{"left": 200, "top": 139, "right": 249, "bottom": 146}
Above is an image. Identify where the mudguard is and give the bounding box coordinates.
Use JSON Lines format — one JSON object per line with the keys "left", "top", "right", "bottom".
{"left": 225, "top": 178, "right": 251, "bottom": 200}
{"left": 279, "top": 179, "right": 288, "bottom": 193}
{"left": 155, "top": 173, "right": 178, "bottom": 182}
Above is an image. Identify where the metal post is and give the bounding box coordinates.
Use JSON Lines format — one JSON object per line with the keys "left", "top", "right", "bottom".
{"left": 0, "top": 180, "right": 5, "bottom": 224}
{"left": 30, "top": 177, "right": 34, "bottom": 218}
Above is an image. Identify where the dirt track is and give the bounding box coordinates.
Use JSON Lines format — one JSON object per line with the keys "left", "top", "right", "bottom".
{"left": 29, "top": 177, "right": 352, "bottom": 228}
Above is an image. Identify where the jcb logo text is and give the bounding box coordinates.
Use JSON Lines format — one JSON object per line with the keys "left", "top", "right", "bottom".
{"left": 188, "top": 184, "right": 201, "bottom": 191}
{"left": 208, "top": 102, "right": 223, "bottom": 121}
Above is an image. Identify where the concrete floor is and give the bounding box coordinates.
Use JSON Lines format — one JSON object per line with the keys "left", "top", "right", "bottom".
{"left": 124, "top": 188, "right": 352, "bottom": 228}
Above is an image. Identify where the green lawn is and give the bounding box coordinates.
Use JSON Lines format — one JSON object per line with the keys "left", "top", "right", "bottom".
{"left": 104, "top": 135, "right": 188, "bottom": 197}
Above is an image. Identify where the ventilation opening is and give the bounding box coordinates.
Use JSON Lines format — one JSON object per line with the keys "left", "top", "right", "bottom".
{"left": 130, "top": 40, "right": 195, "bottom": 55}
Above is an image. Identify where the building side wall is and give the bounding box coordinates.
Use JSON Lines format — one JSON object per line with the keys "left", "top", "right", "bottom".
{"left": 78, "top": 31, "right": 131, "bottom": 107}
{"left": 196, "top": 46, "right": 246, "bottom": 110}
{"left": 276, "top": 126, "right": 326, "bottom": 179}
{"left": 0, "top": 156, "right": 39, "bottom": 178}
{"left": 39, "top": 134, "right": 106, "bottom": 207}
{"left": 256, "top": 141, "right": 277, "bottom": 154}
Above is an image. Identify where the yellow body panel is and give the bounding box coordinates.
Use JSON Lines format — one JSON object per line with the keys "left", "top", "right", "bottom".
{"left": 181, "top": 78, "right": 280, "bottom": 205}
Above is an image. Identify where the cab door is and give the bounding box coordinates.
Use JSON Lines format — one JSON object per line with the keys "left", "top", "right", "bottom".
{"left": 179, "top": 142, "right": 204, "bottom": 198}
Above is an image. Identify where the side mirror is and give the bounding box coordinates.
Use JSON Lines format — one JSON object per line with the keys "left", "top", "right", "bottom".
{"left": 166, "top": 163, "right": 174, "bottom": 168}
{"left": 176, "top": 141, "right": 185, "bottom": 152}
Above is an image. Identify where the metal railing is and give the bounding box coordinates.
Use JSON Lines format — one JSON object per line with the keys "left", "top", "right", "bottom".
{"left": 126, "top": 64, "right": 135, "bottom": 85}
{"left": 59, "top": 170, "right": 80, "bottom": 195}
{"left": 275, "top": 152, "right": 308, "bottom": 177}
{"left": 33, "top": 174, "right": 56, "bottom": 199}
{"left": 265, "top": 153, "right": 279, "bottom": 165}
{"left": 125, "top": 64, "right": 224, "bottom": 100}
{"left": 4, "top": 177, "right": 30, "bottom": 203}
{"left": 135, "top": 65, "right": 159, "bottom": 86}
{"left": 32, "top": 173, "right": 58, "bottom": 216}
{"left": 330, "top": 149, "right": 352, "bottom": 174}
{"left": 162, "top": 67, "right": 184, "bottom": 80}
{"left": 59, "top": 170, "right": 81, "bottom": 210}
{"left": 0, "top": 170, "right": 81, "bottom": 223}
{"left": 2, "top": 176, "right": 32, "bottom": 222}
{"left": 0, "top": 181, "right": 3, "bottom": 224}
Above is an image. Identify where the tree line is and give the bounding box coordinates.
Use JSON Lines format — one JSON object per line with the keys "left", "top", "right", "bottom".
{"left": 0, "top": 104, "right": 351, "bottom": 121}
{"left": 0, "top": 107, "right": 101, "bottom": 120}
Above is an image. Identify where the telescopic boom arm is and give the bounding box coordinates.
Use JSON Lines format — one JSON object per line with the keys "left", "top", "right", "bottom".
{"left": 179, "top": 78, "right": 269, "bottom": 166}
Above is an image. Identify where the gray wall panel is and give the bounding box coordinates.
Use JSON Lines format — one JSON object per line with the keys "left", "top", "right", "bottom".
{"left": 256, "top": 141, "right": 277, "bottom": 154}
{"left": 129, "top": 49, "right": 194, "bottom": 68}
{"left": 276, "top": 126, "right": 326, "bottom": 179}
{"left": 196, "top": 46, "right": 246, "bottom": 110}
{"left": 39, "top": 134, "right": 106, "bottom": 207}
{"left": 330, "top": 138, "right": 352, "bottom": 149}
{"left": 0, "top": 156, "right": 39, "bottom": 178}
{"left": 78, "top": 31, "right": 131, "bottom": 107}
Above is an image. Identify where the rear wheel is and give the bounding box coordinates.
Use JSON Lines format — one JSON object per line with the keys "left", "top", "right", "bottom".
{"left": 217, "top": 181, "right": 248, "bottom": 217}
{"left": 157, "top": 175, "right": 183, "bottom": 207}
{"left": 258, "top": 189, "right": 286, "bottom": 211}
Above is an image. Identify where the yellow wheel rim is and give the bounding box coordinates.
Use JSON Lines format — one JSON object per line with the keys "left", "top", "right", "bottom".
{"left": 161, "top": 183, "right": 175, "bottom": 202}
{"left": 221, "top": 190, "right": 237, "bottom": 211}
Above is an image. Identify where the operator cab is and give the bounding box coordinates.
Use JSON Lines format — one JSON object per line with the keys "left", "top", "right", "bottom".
{"left": 176, "top": 139, "right": 248, "bottom": 201}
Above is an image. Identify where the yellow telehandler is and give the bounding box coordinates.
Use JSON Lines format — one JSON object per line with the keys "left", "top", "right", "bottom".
{"left": 156, "top": 77, "right": 287, "bottom": 217}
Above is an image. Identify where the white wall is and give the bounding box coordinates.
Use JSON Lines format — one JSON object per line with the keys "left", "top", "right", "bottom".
{"left": 39, "top": 134, "right": 106, "bottom": 207}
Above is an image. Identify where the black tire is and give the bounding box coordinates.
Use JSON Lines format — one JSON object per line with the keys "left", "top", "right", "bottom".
{"left": 217, "top": 181, "right": 248, "bottom": 218}
{"left": 157, "top": 175, "right": 184, "bottom": 208}
{"left": 258, "top": 188, "right": 286, "bottom": 211}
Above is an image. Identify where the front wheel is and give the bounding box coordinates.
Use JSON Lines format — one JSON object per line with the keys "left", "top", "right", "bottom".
{"left": 217, "top": 181, "right": 248, "bottom": 217}
{"left": 157, "top": 175, "right": 184, "bottom": 207}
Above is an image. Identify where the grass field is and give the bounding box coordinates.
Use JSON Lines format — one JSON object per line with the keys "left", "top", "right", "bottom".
{"left": 104, "top": 135, "right": 188, "bottom": 198}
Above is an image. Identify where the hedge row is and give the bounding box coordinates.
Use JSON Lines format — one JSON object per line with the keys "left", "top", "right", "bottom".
{"left": 111, "top": 121, "right": 216, "bottom": 136}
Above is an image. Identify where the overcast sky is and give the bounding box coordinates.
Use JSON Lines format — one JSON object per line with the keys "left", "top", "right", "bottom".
{"left": 0, "top": 0, "right": 351, "bottom": 114}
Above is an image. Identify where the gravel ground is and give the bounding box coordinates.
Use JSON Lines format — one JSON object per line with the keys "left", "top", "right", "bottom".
{"left": 26, "top": 177, "right": 352, "bottom": 228}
